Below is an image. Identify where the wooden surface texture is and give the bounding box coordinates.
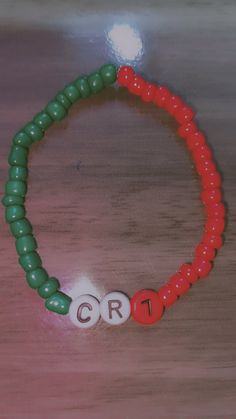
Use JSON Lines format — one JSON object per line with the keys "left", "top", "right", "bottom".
{"left": 0, "top": 1, "right": 235, "bottom": 418}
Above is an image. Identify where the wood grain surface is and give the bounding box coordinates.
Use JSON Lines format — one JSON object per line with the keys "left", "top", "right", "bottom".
{"left": 0, "top": 1, "right": 235, "bottom": 418}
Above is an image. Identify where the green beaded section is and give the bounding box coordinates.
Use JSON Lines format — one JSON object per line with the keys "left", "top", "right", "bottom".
{"left": 63, "top": 84, "right": 80, "bottom": 103}
{"left": 5, "top": 205, "right": 25, "bottom": 223}
{"left": 8, "top": 145, "right": 28, "bottom": 167}
{"left": 19, "top": 251, "right": 42, "bottom": 272}
{"left": 10, "top": 218, "right": 32, "bottom": 237}
{"left": 99, "top": 64, "right": 117, "bottom": 85}
{"left": 45, "top": 291, "right": 72, "bottom": 315}
{"left": 74, "top": 76, "right": 91, "bottom": 98}
{"left": 38, "top": 277, "right": 60, "bottom": 298}
{"left": 9, "top": 166, "right": 28, "bottom": 181}
{"left": 26, "top": 267, "right": 48, "bottom": 289}
{"left": 88, "top": 72, "right": 104, "bottom": 94}
{"left": 15, "top": 234, "right": 37, "bottom": 255}
{"left": 46, "top": 100, "right": 67, "bottom": 121}
{"left": 3, "top": 64, "right": 118, "bottom": 316}
{"left": 55, "top": 92, "right": 71, "bottom": 110}
{"left": 24, "top": 122, "right": 44, "bottom": 142}
{"left": 13, "top": 131, "right": 32, "bottom": 148}
{"left": 34, "top": 111, "right": 53, "bottom": 131}
{"left": 5, "top": 180, "right": 27, "bottom": 197}
{"left": 2, "top": 195, "right": 25, "bottom": 207}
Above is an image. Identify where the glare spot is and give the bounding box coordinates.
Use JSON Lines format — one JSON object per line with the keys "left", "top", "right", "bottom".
{"left": 67, "top": 274, "right": 102, "bottom": 301}
{"left": 107, "top": 23, "right": 143, "bottom": 62}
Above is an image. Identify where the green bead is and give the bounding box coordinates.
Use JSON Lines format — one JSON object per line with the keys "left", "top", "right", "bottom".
{"left": 5, "top": 205, "right": 25, "bottom": 223}
{"left": 9, "top": 166, "right": 28, "bottom": 181}
{"left": 46, "top": 100, "right": 67, "bottom": 121}
{"left": 24, "top": 122, "right": 44, "bottom": 142}
{"left": 74, "top": 76, "right": 91, "bottom": 98}
{"left": 13, "top": 131, "right": 32, "bottom": 148}
{"left": 63, "top": 84, "right": 80, "bottom": 103}
{"left": 8, "top": 145, "right": 28, "bottom": 167}
{"left": 10, "top": 218, "right": 32, "bottom": 237}
{"left": 38, "top": 277, "right": 60, "bottom": 298}
{"left": 88, "top": 72, "right": 104, "bottom": 93}
{"left": 34, "top": 111, "right": 53, "bottom": 131}
{"left": 16, "top": 234, "right": 37, "bottom": 255}
{"left": 5, "top": 180, "right": 27, "bottom": 197}
{"left": 26, "top": 267, "right": 48, "bottom": 289}
{"left": 2, "top": 195, "right": 25, "bottom": 207}
{"left": 45, "top": 291, "right": 72, "bottom": 315}
{"left": 55, "top": 92, "right": 71, "bottom": 110}
{"left": 99, "top": 64, "right": 117, "bottom": 85}
{"left": 19, "top": 251, "right": 42, "bottom": 272}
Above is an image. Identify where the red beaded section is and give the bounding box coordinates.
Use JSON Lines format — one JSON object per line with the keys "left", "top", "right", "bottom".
{"left": 180, "top": 263, "right": 198, "bottom": 284}
{"left": 117, "top": 65, "right": 135, "bottom": 86}
{"left": 158, "top": 285, "right": 177, "bottom": 308}
{"left": 117, "top": 65, "right": 226, "bottom": 325}
{"left": 168, "top": 273, "right": 190, "bottom": 296}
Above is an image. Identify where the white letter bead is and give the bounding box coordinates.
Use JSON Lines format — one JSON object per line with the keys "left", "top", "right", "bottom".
{"left": 100, "top": 291, "right": 131, "bottom": 325}
{"left": 69, "top": 294, "right": 100, "bottom": 328}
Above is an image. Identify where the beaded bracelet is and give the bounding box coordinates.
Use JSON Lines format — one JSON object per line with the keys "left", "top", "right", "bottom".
{"left": 2, "top": 63, "right": 225, "bottom": 328}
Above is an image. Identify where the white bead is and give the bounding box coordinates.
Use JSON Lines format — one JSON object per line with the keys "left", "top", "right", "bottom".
{"left": 100, "top": 291, "right": 131, "bottom": 325}
{"left": 69, "top": 294, "right": 100, "bottom": 328}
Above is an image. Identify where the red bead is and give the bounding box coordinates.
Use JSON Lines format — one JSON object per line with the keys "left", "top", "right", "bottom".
{"left": 179, "top": 263, "right": 198, "bottom": 284}
{"left": 141, "top": 83, "right": 157, "bottom": 102}
{"left": 205, "top": 218, "right": 225, "bottom": 235}
{"left": 192, "top": 258, "right": 212, "bottom": 278}
{"left": 202, "top": 232, "right": 223, "bottom": 249}
{"left": 168, "top": 273, "right": 190, "bottom": 296}
{"left": 196, "top": 160, "right": 216, "bottom": 176}
{"left": 201, "top": 188, "right": 222, "bottom": 205}
{"left": 130, "top": 289, "right": 163, "bottom": 325}
{"left": 202, "top": 171, "right": 221, "bottom": 189}
{"left": 206, "top": 202, "right": 225, "bottom": 218}
{"left": 117, "top": 66, "right": 135, "bottom": 87}
{"left": 195, "top": 243, "right": 216, "bottom": 260}
{"left": 186, "top": 131, "right": 206, "bottom": 150}
{"left": 164, "top": 95, "right": 183, "bottom": 115}
{"left": 153, "top": 86, "right": 171, "bottom": 108}
{"left": 158, "top": 285, "right": 177, "bottom": 308}
{"left": 175, "top": 105, "right": 195, "bottom": 124}
{"left": 128, "top": 75, "right": 146, "bottom": 96}
{"left": 192, "top": 144, "right": 212, "bottom": 162}
{"left": 177, "top": 121, "right": 197, "bottom": 139}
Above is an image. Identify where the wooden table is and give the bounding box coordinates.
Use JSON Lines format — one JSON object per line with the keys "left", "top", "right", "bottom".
{"left": 0, "top": 1, "right": 235, "bottom": 418}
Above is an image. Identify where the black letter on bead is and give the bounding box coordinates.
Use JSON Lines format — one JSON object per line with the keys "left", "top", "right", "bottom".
{"left": 77, "top": 302, "right": 92, "bottom": 323}
{"left": 108, "top": 299, "right": 122, "bottom": 319}
{"left": 141, "top": 299, "right": 152, "bottom": 316}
